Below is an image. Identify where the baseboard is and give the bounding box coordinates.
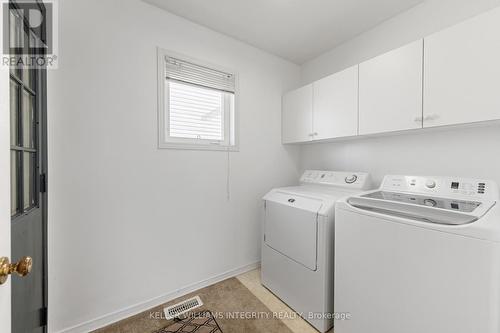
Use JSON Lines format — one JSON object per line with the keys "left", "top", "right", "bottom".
{"left": 54, "top": 261, "right": 260, "bottom": 333}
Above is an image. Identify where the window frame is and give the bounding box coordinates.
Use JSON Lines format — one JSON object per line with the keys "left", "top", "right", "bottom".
{"left": 157, "top": 47, "right": 239, "bottom": 151}
{"left": 10, "top": 16, "right": 40, "bottom": 217}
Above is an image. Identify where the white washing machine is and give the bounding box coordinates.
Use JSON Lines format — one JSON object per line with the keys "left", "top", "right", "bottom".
{"left": 261, "top": 170, "right": 372, "bottom": 332}
{"left": 335, "top": 175, "right": 500, "bottom": 333}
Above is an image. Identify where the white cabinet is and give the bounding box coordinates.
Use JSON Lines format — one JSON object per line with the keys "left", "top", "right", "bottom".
{"left": 282, "top": 7, "right": 500, "bottom": 144}
{"left": 359, "top": 40, "right": 423, "bottom": 135}
{"left": 424, "top": 7, "right": 500, "bottom": 128}
{"left": 282, "top": 84, "right": 313, "bottom": 143}
{"left": 313, "top": 66, "right": 359, "bottom": 140}
{"left": 282, "top": 67, "right": 358, "bottom": 144}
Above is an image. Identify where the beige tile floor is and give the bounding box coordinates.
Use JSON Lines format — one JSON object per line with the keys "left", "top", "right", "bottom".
{"left": 94, "top": 267, "right": 333, "bottom": 333}
{"left": 95, "top": 274, "right": 293, "bottom": 333}
{"left": 237, "top": 269, "right": 333, "bottom": 333}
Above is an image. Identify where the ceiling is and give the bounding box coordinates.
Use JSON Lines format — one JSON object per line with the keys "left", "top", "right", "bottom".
{"left": 144, "top": 0, "right": 423, "bottom": 64}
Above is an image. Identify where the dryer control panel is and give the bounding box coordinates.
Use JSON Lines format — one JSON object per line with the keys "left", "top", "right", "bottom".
{"left": 381, "top": 175, "right": 499, "bottom": 201}
{"left": 300, "top": 170, "right": 371, "bottom": 190}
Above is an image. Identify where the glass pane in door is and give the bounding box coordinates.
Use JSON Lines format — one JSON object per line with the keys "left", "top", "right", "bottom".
{"left": 11, "top": 151, "right": 18, "bottom": 216}
{"left": 9, "top": 9, "right": 22, "bottom": 78}
{"left": 22, "top": 90, "right": 34, "bottom": 148}
{"left": 10, "top": 81, "right": 19, "bottom": 145}
{"left": 22, "top": 31, "right": 34, "bottom": 88}
{"left": 23, "top": 66, "right": 31, "bottom": 90}
{"left": 23, "top": 153, "right": 35, "bottom": 210}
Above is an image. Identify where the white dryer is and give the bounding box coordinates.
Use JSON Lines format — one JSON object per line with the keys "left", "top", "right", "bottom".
{"left": 262, "top": 170, "right": 372, "bottom": 332}
{"left": 335, "top": 175, "right": 500, "bottom": 333}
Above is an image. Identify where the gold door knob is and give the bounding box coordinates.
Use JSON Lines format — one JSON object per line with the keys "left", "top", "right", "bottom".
{"left": 0, "top": 256, "right": 33, "bottom": 285}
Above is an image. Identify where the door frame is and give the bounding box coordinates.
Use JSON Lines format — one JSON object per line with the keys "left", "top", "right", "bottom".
{"left": 1, "top": 59, "right": 12, "bottom": 333}
{"left": 39, "top": 54, "right": 48, "bottom": 333}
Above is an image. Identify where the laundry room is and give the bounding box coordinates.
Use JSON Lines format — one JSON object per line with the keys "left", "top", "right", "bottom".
{"left": 1, "top": 1, "right": 500, "bottom": 333}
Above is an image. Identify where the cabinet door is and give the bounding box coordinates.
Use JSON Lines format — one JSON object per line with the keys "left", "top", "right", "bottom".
{"left": 359, "top": 40, "right": 423, "bottom": 135}
{"left": 282, "top": 84, "right": 313, "bottom": 143}
{"left": 313, "top": 66, "right": 358, "bottom": 140}
{"left": 424, "top": 7, "right": 500, "bottom": 127}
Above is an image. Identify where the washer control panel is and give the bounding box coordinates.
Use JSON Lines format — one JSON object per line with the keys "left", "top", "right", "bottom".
{"left": 381, "top": 175, "right": 499, "bottom": 201}
{"left": 300, "top": 170, "right": 371, "bottom": 189}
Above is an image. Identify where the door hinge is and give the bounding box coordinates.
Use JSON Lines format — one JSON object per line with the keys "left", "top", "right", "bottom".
{"left": 38, "top": 307, "right": 48, "bottom": 327}
{"left": 40, "top": 174, "right": 47, "bottom": 193}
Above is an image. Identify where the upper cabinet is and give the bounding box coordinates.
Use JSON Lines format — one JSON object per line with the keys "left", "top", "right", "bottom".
{"left": 313, "top": 66, "right": 359, "bottom": 140}
{"left": 282, "top": 84, "right": 313, "bottom": 144}
{"left": 282, "top": 66, "right": 359, "bottom": 143}
{"left": 424, "top": 7, "right": 500, "bottom": 128}
{"left": 359, "top": 40, "right": 423, "bottom": 135}
{"left": 282, "top": 7, "right": 500, "bottom": 144}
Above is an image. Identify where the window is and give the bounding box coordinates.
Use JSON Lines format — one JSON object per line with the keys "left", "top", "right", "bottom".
{"left": 158, "top": 49, "right": 237, "bottom": 150}
{"left": 10, "top": 16, "right": 39, "bottom": 217}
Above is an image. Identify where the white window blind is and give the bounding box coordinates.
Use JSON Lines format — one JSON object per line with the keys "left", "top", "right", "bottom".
{"left": 168, "top": 81, "right": 225, "bottom": 141}
{"left": 159, "top": 50, "right": 237, "bottom": 150}
{"left": 165, "top": 56, "right": 236, "bottom": 93}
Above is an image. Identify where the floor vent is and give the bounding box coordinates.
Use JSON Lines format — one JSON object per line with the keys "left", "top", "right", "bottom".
{"left": 163, "top": 296, "right": 203, "bottom": 320}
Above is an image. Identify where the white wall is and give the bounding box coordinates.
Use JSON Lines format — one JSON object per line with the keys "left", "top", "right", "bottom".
{"left": 301, "top": 0, "right": 500, "bottom": 83}
{"left": 47, "top": 1, "right": 301, "bottom": 332}
{"left": 301, "top": 125, "right": 500, "bottom": 186}
{"left": 300, "top": 0, "right": 500, "bottom": 186}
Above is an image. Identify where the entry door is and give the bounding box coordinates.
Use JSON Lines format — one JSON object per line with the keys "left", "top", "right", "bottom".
{"left": 8, "top": 2, "right": 48, "bottom": 332}
{"left": 1, "top": 64, "right": 12, "bottom": 333}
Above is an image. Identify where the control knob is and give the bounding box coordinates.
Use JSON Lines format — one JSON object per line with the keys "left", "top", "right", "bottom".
{"left": 424, "top": 199, "right": 437, "bottom": 207}
{"left": 345, "top": 175, "right": 358, "bottom": 184}
{"left": 425, "top": 180, "right": 436, "bottom": 189}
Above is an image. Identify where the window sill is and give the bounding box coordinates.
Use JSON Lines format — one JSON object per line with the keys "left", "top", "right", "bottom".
{"left": 158, "top": 143, "right": 239, "bottom": 152}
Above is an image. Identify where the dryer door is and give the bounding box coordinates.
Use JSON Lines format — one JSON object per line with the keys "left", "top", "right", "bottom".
{"left": 264, "top": 192, "right": 322, "bottom": 271}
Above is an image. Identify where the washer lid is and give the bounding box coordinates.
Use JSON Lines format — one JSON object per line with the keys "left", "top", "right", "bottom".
{"left": 362, "top": 191, "right": 483, "bottom": 213}
{"left": 349, "top": 175, "right": 499, "bottom": 226}
{"left": 347, "top": 194, "right": 490, "bottom": 226}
